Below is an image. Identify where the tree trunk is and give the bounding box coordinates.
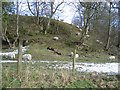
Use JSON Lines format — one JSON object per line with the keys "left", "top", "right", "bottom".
{"left": 0, "top": 1, "right": 2, "bottom": 88}
{"left": 3, "top": 21, "right": 13, "bottom": 48}
{"left": 118, "top": 1, "right": 120, "bottom": 46}
{"left": 16, "top": 0, "right": 22, "bottom": 81}
{"left": 27, "top": 0, "right": 35, "bottom": 16}
{"left": 106, "top": 2, "right": 112, "bottom": 50}
{"left": 36, "top": 1, "right": 39, "bottom": 24}
{"left": 17, "top": 39, "right": 22, "bottom": 81}
{"left": 13, "top": 1, "right": 19, "bottom": 48}
{"left": 118, "top": 1, "right": 120, "bottom": 60}
{"left": 45, "top": 18, "right": 51, "bottom": 34}
{"left": 79, "top": 17, "right": 89, "bottom": 45}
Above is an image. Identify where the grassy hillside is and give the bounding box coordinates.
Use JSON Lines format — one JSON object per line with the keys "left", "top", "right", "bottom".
{"left": 4, "top": 15, "right": 79, "bottom": 40}
{"left": 2, "top": 15, "right": 118, "bottom": 62}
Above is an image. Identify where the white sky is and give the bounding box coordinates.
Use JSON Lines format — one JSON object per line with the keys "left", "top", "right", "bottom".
{"left": 12, "top": 0, "right": 119, "bottom": 24}
{"left": 57, "top": 2, "right": 76, "bottom": 24}
{"left": 12, "top": 0, "right": 118, "bottom": 24}
{"left": 13, "top": 0, "right": 77, "bottom": 24}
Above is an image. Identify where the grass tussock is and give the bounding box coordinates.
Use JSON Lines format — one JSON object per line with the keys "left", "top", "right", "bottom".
{"left": 2, "top": 63, "right": 119, "bottom": 88}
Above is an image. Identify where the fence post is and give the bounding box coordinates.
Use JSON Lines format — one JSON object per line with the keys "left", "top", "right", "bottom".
{"left": 72, "top": 49, "right": 76, "bottom": 71}
{"left": 17, "top": 38, "right": 22, "bottom": 81}
{"left": 0, "top": 1, "right": 2, "bottom": 89}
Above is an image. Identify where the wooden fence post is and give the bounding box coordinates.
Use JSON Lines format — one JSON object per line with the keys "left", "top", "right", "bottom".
{"left": 17, "top": 38, "right": 22, "bottom": 81}
{"left": 0, "top": 1, "right": 2, "bottom": 89}
{"left": 72, "top": 49, "right": 76, "bottom": 71}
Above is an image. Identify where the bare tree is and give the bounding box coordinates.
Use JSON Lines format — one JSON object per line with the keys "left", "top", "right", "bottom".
{"left": 118, "top": 1, "right": 120, "bottom": 59}
{"left": 15, "top": 0, "right": 22, "bottom": 80}
{"left": 2, "top": 1, "right": 24, "bottom": 49}
{"left": 71, "top": 1, "right": 101, "bottom": 45}
{"left": 44, "top": 1, "right": 63, "bottom": 34}
{"left": 35, "top": 0, "right": 39, "bottom": 24}
{"left": 26, "top": 0, "right": 46, "bottom": 24}
{"left": 118, "top": 1, "right": 120, "bottom": 48}
{"left": 26, "top": 0, "right": 35, "bottom": 16}
{"left": 13, "top": 1, "right": 19, "bottom": 48}
{"left": 2, "top": 2, "right": 15, "bottom": 48}
{"left": 106, "top": 2, "right": 112, "bottom": 50}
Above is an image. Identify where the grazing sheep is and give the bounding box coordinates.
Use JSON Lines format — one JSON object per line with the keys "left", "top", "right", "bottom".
{"left": 71, "top": 52, "right": 74, "bottom": 56}
{"left": 82, "top": 43, "right": 89, "bottom": 47}
{"left": 96, "top": 40, "right": 100, "bottom": 43}
{"left": 86, "top": 35, "right": 90, "bottom": 38}
{"left": 75, "top": 54, "right": 79, "bottom": 58}
{"left": 76, "top": 32, "right": 80, "bottom": 36}
{"left": 109, "top": 56, "right": 115, "bottom": 60}
{"left": 96, "top": 40, "right": 103, "bottom": 45}
{"left": 53, "top": 37, "right": 59, "bottom": 40}
{"left": 1, "top": 53, "right": 15, "bottom": 59}
{"left": 22, "top": 54, "right": 32, "bottom": 62}
{"left": 99, "top": 41, "right": 103, "bottom": 45}
{"left": 69, "top": 52, "right": 79, "bottom": 58}
{"left": 1, "top": 53, "right": 9, "bottom": 59}
{"left": 79, "top": 28, "right": 82, "bottom": 32}
{"left": 83, "top": 35, "right": 90, "bottom": 39}
{"left": 8, "top": 53, "right": 15, "bottom": 59}
{"left": 68, "top": 52, "right": 74, "bottom": 57}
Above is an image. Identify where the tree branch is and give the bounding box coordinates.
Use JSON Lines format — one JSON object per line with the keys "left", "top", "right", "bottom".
{"left": 26, "top": 0, "right": 35, "bottom": 16}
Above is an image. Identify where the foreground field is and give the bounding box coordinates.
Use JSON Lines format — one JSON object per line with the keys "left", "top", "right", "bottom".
{"left": 2, "top": 43, "right": 119, "bottom": 88}
{"left": 1, "top": 31, "right": 119, "bottom": 88}
{"left": 2, "top": 62, "right": 119, "bottom": 88}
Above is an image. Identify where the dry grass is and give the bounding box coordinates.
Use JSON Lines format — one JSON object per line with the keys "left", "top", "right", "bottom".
{"left": 2, "top": 63, "right": 119, "bottom": 88}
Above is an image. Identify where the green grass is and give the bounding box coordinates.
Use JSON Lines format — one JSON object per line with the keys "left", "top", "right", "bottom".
{"left": 2, "top": 15, "right": 118, "bottom": 63}
{"left": 25, "top": 42, "right": 118, "bottom": 63}
{"left": 2, "top": 63, "right": 119, "bottom": 88}
{"left": 65, "top": 80, "right": 97, "bottom": 88}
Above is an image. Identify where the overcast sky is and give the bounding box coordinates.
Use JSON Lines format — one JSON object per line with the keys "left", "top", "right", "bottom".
{"left": 13, "top": 0, "right": 118, "bottom": 24}
{"left": 13, "top": 0, "right": 77, "bottom": 24}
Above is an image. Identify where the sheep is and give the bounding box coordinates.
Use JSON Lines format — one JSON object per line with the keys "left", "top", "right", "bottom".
{"left": 96, "top": 40, "right": 103, "bottom": 45}
{"left": 22, "top": 54, "right": 32, "bottom": 63}
{"left": 70, "top": 52, "right": 74, "bottom": 56}
{"left": 79, "top": 28, "right": 82, "bottom": 32}
{"left": 1, "top": 53, "right": 9, "bottom": 59}
{"left": 109, "top": 56, "right": 115, "bottom": 60}
{"left": 86, "top": 35, "right": 90, "bottom": 38}
{"left": 96, "top": 40, "right": 100, "bottom": 43}
{"left": 68, "top": 52, "right": 74, "bottom": 57}
{"left": 53, "top": 37, "right": 59, "bottom": 40}
{"left": 82, "top": 43, "right": 89, "bottom": 47}
{"left": 75, "top": 54, "right": 79, "bottom": 58}
{"left": 84, "top": 35, "right": 90, "bottom": 39}
{"left": 1, "top": 53, "right": 15, "bottom": 59}
{"left": 69, "top": 52, "right": 79, "bottom": 58}
{"left": 8, "top": 53, "right": 15, "bottom": 59}
{"left": 99, "top": 41, "right": 103, "bottom": 45}
{"left": 76, "top": 32, "right": 80, "bottom": 36}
